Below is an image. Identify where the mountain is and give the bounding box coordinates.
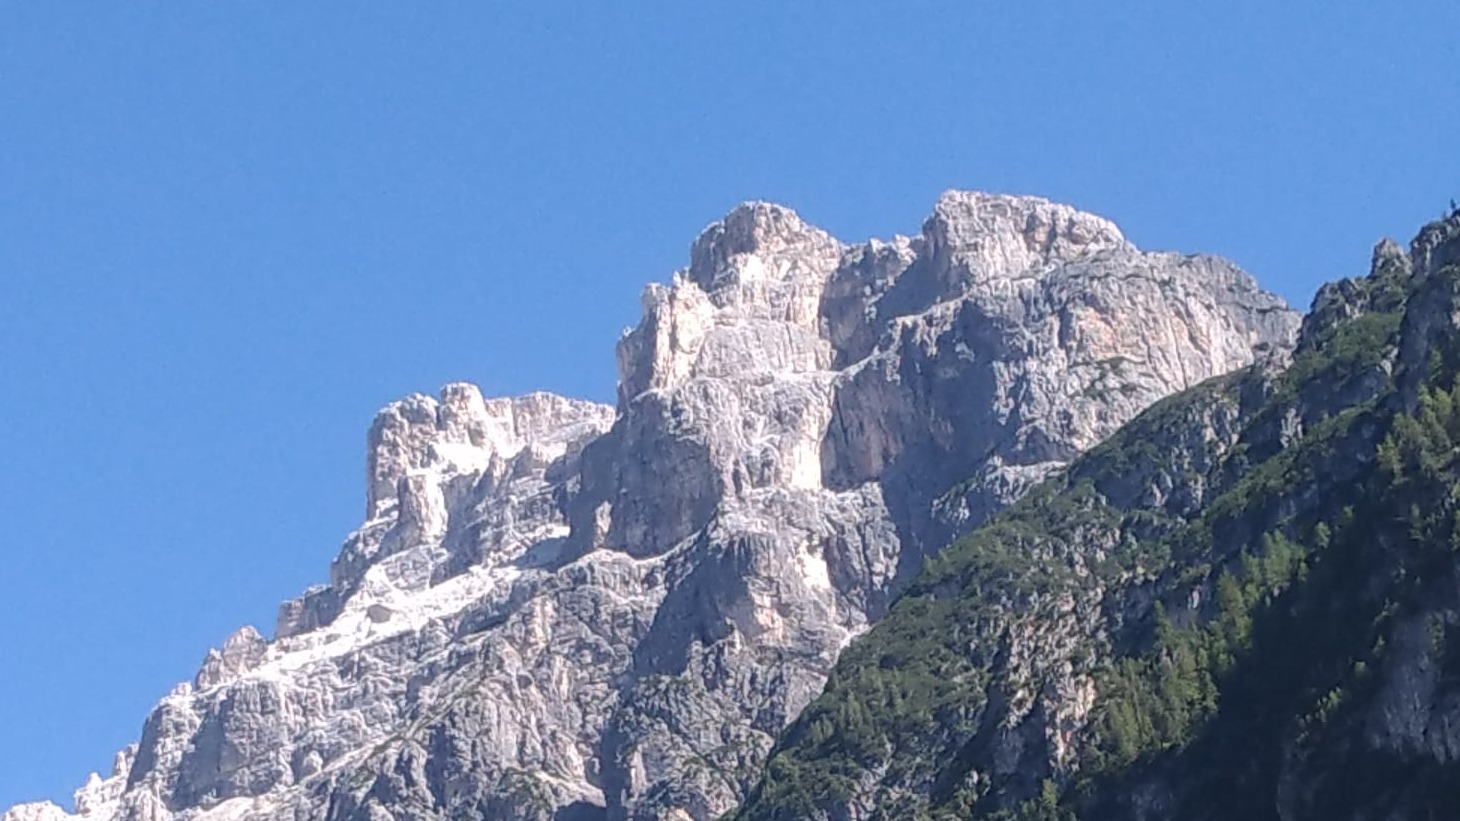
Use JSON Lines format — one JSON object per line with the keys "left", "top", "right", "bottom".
{"left": 732, "top": 210, "right": 1460, "bottom": 820}
{"left": 2, "top": 192, "right": 1295, "bottom": 821}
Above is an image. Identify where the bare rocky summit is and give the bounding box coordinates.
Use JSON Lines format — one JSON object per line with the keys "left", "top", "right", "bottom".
{"left": 4, "top": 192, "right": 1297, "bottom": 821}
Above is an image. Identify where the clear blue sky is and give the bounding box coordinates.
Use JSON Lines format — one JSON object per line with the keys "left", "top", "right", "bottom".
{"left": 2, "top": 2, "right": 1457, "bottom": 809}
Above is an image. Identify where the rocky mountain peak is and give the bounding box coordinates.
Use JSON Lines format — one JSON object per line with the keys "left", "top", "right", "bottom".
{"left": 922, "top": 190, "right": 1128, "bottom": 285}
{"left": 685, "top": 201, "right": 843, "bottom": 294}
{"left": 731, "top": 207, "right": 1460, "bottom": 821}
{"left": 1396, "top": 208, "right": 1460, "bottom": 407}
{"left": 193, "top": 627, "right": 267, "bottom": 690}
{"left": 1410, "top": 207, "right": 1460, "bottom": 277}
{"left": 617, "top": 202, "right": 844, "bottom": 403}
{"left": 1372, "top": 236, "right": 1410, "bottom": 276}
{"left": 2, "top": 192, "right": 1298, "bottom": 821}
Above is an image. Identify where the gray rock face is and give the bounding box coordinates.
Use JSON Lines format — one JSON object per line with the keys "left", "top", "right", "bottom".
{"left": 2, "top": 192, "right": 1296, "bottom": 821}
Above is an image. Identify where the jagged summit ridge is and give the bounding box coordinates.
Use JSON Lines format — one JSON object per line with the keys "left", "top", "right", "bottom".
{"left": 4, "top": 192, "right": 1297, "bottom": 821}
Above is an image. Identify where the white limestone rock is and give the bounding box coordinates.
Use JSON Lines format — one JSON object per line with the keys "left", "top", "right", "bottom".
{"left": 5, "top": 192, "right": 1297, "bottom": 821}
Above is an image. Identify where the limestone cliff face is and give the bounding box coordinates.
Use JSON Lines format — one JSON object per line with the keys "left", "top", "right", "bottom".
{"left": 2, "top": 192, "right": 1296, "bottom": 821}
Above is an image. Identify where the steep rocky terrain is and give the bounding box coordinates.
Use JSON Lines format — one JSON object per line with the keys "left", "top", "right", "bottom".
{"left": 2, "top": 192, "right": 1294, "bottom": 821}
{"left": 733, "top": 211, "right": 1460, "bottom": 820}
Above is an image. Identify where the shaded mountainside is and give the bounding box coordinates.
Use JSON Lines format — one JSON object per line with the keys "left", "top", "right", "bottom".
{"left": 1, "top": 193, "right": 1294, "bottom": 821}
{"left": 733, "top": 210, "right": 1460, "bottom": 821}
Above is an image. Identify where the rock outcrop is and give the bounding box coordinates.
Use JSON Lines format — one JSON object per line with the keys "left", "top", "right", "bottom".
{"left": 2, "top": 192, "right": 1296, "bottom": 821}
